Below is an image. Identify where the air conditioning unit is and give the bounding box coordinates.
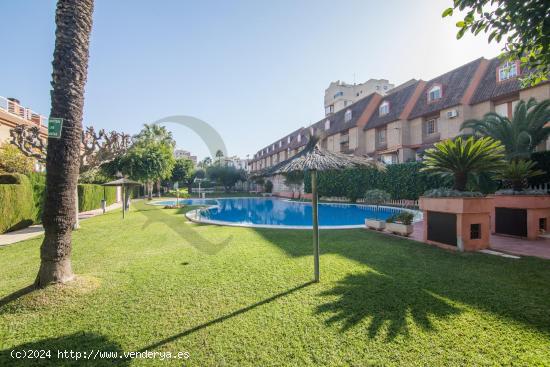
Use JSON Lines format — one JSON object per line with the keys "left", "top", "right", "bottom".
{"left": 447, "top": 109, "right": 458, "bottom": 119}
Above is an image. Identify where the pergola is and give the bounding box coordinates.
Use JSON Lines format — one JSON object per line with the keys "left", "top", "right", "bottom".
{"left": 102, "top": 178, "right": 142, "bottom": 219}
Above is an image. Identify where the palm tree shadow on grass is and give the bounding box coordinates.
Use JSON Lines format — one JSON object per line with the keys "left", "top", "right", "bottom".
{"left": 0, "top": 332, "right": 128, "bottom": 367}
{"left": 254, "top": 228, "right": 550, "bottom": 337}
{"left": 135, "top": 205, "right": 232, "bottom": 255}
{"left": 316, "top": 273, "right": 461, "bottom": 340}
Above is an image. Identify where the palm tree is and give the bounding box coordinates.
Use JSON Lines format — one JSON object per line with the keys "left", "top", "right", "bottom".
{"left": 496, "top": 159, "right": 544, "bottom": 191}
{"left": 421, "top": 136, "right": 505, "bottom": 191}
{"left": 134, "top": 123, "right": 176, "bottom": 148}
{"left": 461, "top": 98, "right": 550, "bottom": 160}
{"left": 36, "top": 0, "right": 95, "bottom": 287}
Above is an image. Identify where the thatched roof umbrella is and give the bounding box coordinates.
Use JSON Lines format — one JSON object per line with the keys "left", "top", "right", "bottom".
{"left": 102, "top": 177, "right": 142, "bottom": 219}
{"left": 258, "top": 134, "right": 384, "bottom": 282}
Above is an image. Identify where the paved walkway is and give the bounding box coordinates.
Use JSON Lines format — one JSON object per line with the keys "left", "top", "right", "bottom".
{"left": 0, "top": 202, "right": 123, "bottom": 246}
{"left": 409, "top": 221, "right": 550, "bottom": 259}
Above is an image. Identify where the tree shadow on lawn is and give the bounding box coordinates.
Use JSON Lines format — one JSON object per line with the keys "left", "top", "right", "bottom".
{"left": 254, "top": 228, "right": 550, "bottom": 339}
{"left": 0, "top": 332, "right": 128, "bottom": 366}
{"left": 316, "top": 272, "right": 461, "bottom": 341}
{"left": 0, "top": 285, "right": 35, "bottom": 309}
{"left": 134, "top": 204, "right": 232, "bottom": 255}
{"left": 135, "top": 281, "right": 314, "bottom": 352}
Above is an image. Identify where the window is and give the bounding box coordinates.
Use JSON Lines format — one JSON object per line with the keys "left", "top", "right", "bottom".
{"left": 287, "top": 136, "right": 291, "bottom": 144}
{"left": 325, "top": 104, "right": 334, "bottom": 115}
{"left": 334, "top": 91, "right": 343, "bottom": 99}
{"left": 377, "top": 128, "right": 386, "bottom": 144}
{"left": 498, "top": 61, "right": 518, "bottom": 82}
{"left": 428, "top": 85, "right": 442, "bottom": 102}
{"left": 383, "top": 85, "right": 388, "bottom": 90}
{"left": 426, "top": 118, "right": 438, "bottom": 135}
{"left": 297, "top": 134, "right": 301, "bottom": 142}
{"left": 325, "top": 119, "right": 331, "bottom": 130}
{"left": 279, "top": 141, "right": 282, "bottom": 148}
{"left": 344, "top": 100, "right": 348, "bottom": 107}
{"left": 470, "top": 224, "right": 481, "bottom": 239}
{"left": 345, "top": 109, "right": 352, "bottom": 122}
{"left": 379, "top": 101, "right": 390, "bottom": 116}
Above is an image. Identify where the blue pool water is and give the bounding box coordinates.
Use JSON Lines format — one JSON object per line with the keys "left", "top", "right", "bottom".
{"left": 153, "top": 197, "right": 419, "bottom": 228}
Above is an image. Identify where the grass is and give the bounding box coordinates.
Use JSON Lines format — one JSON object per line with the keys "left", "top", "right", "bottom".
{"left": 0, "top": 200, "right": 549, "bottom": 366}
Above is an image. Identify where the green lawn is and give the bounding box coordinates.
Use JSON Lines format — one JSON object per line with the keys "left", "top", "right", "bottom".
{"left": 1, "top": 201, "right": 549, "bottom": 366}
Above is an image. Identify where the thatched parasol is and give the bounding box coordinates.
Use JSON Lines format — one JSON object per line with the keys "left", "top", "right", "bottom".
{"left": 258, "top": 133, "right": 384, "bottom": 282}
{"left": 102, "top": 177, "right": 142, "bottom": 219}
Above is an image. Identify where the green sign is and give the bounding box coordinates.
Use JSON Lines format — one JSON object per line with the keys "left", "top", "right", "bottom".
{"left": 48, "top": 118, "right": 63, "bottom": 138}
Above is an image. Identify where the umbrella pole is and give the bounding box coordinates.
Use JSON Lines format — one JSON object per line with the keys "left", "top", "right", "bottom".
{"left": 122, "top": 185, "right": 125, "bottom": 219}
{"left": 311, "top": 170, "right": 320, "bottom": 282}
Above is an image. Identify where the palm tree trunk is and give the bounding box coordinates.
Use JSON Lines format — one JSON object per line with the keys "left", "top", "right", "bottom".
{"left": 453, "top": 172, "right": 468, "bottom": 191}
{"left": 35, "top": 0, "right": 94, "bottom": 288}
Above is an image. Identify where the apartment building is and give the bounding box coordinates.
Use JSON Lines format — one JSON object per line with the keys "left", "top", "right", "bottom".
{"left": 173, "top": 149, "right": 197, "bottom": 165}
{"left": 0, "top": 96, "right": 47, "bottom": 144}
{"left": 250, "top": 56, "right": 550, "bottom": 181}
{"left": 324, "top": 79, "right": 393, "bottom": 116}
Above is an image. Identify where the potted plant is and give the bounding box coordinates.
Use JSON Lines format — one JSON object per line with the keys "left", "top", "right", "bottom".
{"left": 419, "top": 136, "right": 505, "bottom": 251}
{"left": 364, "top": 189, "right": 390, "bottom": 230}
{"left": 385, "top": 211, "right": 414, "bottom": 236}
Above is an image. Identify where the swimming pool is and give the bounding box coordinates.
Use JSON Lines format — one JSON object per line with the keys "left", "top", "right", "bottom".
{"left": 153, "top": 197, "right": 421, "bottom": 229}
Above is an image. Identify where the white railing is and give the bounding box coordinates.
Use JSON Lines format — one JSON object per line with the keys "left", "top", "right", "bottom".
{"left": 317, "top": 196, "right": 419, "bottom": 207}
{"left": 0, "top": 95, "right": 47, "bottom": 127}
{"left": 529, "top": 183, "right": 550, "bottom": 192}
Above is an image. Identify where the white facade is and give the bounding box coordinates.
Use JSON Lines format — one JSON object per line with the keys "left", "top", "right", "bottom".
{"left": 324, "top": 79, "right": 394, "bottom": 115}
{"left": 224, "top": 156, "right": 250, "bottom": 172}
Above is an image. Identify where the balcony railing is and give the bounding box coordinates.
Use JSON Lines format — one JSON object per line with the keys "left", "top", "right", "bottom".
{"left": 0, "top": 96, "right": 47, "bottom": 127}
{"left": 422, "top": 132, "right": 441, "bottom": 144}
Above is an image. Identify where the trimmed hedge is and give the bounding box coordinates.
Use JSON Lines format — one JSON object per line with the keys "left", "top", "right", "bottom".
{"left": 0, "top": 174, "right": 34, "bottom": 233}
{"left": 78, "top": 184, "right": 117, "bottom": 212}
{"left": 304, "top": 162, "right": 450, "bottom": 201}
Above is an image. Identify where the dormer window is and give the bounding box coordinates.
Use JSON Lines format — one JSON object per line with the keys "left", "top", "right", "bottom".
{"left": 498, "top": 61, "right": 519, "bottom": 82}
{"left": 297, "top": 134, "right": 302, "bottom": 142}
{"left": 325, "top": 119, "right": 331, "bottom": 130}
{"left": 428, "top": 85, "right": 442, "bottom": 102}
{"left": 279, "top": 141, "right": 282, "bottom": 148}
{"left": 344, "top": 109, "right": 352, "bottom": 122}
{"left": 379, "top": 101, "right": 390, "bottom": 116}
{"left": 287, "top": 136, "right": 291, "bottom": 144}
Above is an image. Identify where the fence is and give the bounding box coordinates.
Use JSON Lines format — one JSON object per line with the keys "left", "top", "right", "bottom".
{"left": 0, "top": 96, "right": 47, "bottom": 127}
{"left": 529, "top": 183, "right": 550, "bottom": 192}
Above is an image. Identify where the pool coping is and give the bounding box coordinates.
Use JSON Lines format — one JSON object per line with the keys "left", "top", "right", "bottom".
{"left": 150, "top": 197, "right": 422, "bottom": 230}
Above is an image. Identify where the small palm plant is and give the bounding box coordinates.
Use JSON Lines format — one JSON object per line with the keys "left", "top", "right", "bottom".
{"left": 422, "top": 136, "right": 505, "bottom": 191}
{"left": 461, "top": 98, "right": 550, "bottom": 160}
{"left": 496, "top": 159, "right": 544, "bottom": 192}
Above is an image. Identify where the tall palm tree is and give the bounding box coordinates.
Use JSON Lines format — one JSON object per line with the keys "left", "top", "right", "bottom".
{"left": 461, "top": 98, "right": 550, "bottom": 160}
{"left": 421, "top": 137, "right": 505, "bottom": 191}
{"left": 134, "top": 123, "right": 176, "bottom": 148}
{"left": 36, "top": 0, "right": 95, "bottom": 287}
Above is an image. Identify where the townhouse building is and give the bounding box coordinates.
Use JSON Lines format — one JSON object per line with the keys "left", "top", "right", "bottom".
{"left": 250, "top": 56, "right": 550, "bottom": 187}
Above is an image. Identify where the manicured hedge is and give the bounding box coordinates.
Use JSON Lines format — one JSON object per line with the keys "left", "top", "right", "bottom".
{"left": 0, "top": 173, "right": 34, "bottom": 233}
{"left": 78, "top": 184, "right": 117, "bottom": 212}
{"left": 304, "top": 162, "right": 450, "bottom": 201}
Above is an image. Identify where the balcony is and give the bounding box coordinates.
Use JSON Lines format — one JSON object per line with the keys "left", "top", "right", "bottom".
{"left": 0, "top": 96, "right": 47, "bottom": 127}
{"left": 422, "top": 132, "right": 441, "bottom": 144}
{"left": 375, "top": 140, "right": 387, "bottom": 151}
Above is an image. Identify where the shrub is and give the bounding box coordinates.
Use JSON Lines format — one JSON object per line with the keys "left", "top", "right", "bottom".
{"left": 364, "top": 189, "right": 390, "bottom": 206}
{"left": 78, "top": 184, "right": 117, "bottom": 212}
{"left": 304, "top": 162, "right": 450, "bottom": 200}
{"left": 0, "top": 173, "right": 34, "bottom": 233}
{"left": 423, "top": 188, "right": 484, "bottom": 198}
{"left": 386, "top": 211, "right": 414, "bottom": 225}
{"left": 0, "top": 144, "right": 34, "bottom": 175}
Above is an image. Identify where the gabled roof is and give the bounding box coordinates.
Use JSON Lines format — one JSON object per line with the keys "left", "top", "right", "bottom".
{"left": 254, "top": 127, "right": 306, "bottom": 160}
{"left": 364, "top": 80, "right": 420, "bottom": 130}
{"left": 315, "top": 93, "right": 376, "bottom": 136}
{"left": 470, "top": 57, "right": 522, "bottom": 104}
{"left": 409, "top": 58, "right": 483, "bottom": 119}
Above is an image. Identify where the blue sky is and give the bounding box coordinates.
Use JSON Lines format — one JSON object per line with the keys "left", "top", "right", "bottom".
{"left": 0, "top": 0, "right": 502, "bottom": 160}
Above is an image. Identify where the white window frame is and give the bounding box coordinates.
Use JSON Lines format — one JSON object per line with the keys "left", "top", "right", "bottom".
{"left": 344, "top": 109, "right": 352, "bottom": 122}
{"left": 377, "top": 128, "right": 386, "bottom": 144}
{"left": 379, "top": 101, "right": 390, "bottom": 116}
{"left": 426, "top": 118, "right": 437, "bottom": 135}
{"left": 498, "top": 61, "right": 518, "bottom": 82}
{"left": 428, "top": 85, "right": 442, "bottom": 102}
